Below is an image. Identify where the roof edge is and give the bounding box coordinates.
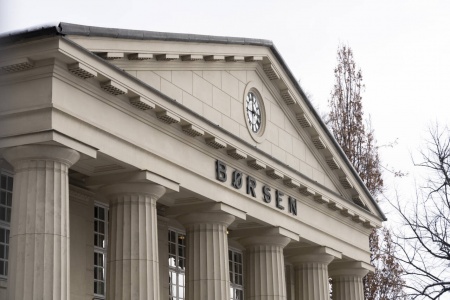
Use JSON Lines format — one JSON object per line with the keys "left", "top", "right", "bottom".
{"left": 0, "top": 25, "right": 60, "bottom": 44}
{"left": 58, "top": 22, "right": 275, "bottom": 47}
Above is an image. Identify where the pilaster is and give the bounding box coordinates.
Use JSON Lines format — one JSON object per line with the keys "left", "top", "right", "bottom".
{"left": 178, "top": 212, "right": 235, "bottom": 300}
{"left": 3, "top": 145, "right": 80, "bottom": 300}
{"left": 101, "top": 182, "right": 166, "bottom": 300}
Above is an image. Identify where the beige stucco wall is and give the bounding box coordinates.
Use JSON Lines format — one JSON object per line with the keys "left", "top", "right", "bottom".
{"left": 126, "top": 68, "right": 338, "bottom": 193}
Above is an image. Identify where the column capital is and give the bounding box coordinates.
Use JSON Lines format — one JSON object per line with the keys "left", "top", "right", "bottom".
{"left": 329, "top": 261, "right": 373, "bottom": 278}
{"left": 100, "top": 182, "right": 166, "bottom": 200}
{"left": 2, "top": 144, "right": 80, "bottom": 167}
{"left": 287, "top": 246, "right": 341, "bottom": 265}
{"left": 177, "top": 211, "right": 235, "bottom": 227}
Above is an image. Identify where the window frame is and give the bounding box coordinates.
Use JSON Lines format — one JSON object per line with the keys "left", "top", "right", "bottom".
{"left": 229, "top": 247, "right": 244, "bottom": 300}
{"left": 93, "top": 202, "right": 109, "bottom": 299}
{"left": 0, "top": 170, "right": 13, "bottom": 280}
{"left": 168, "top": 228, "right": 186, "bottom": 300}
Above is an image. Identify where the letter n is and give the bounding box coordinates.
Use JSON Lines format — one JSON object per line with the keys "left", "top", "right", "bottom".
{"left": 288, "top": 196, "right": 297, "bottom": 216}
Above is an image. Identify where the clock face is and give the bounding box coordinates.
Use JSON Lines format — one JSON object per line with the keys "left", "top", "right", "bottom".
{"left": 246, "top": 92, "right": 262, "bottom": 133}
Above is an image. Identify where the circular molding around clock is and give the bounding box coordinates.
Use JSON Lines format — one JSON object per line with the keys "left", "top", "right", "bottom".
{"left": 243, "top": 82, "right": 266, "bottom": 143}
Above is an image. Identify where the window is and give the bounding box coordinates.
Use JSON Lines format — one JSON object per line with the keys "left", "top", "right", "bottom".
{"left": 229, "top": 249, "right": 244, "bottom": 300}
{"left": 168, "top": 229, "right": 186, "bottom": 300}
{"left": 0, "top": 171, "right": 13, "bottom": 278}
{"left": 94, "top": 203, "right": 108, "bottom": 298}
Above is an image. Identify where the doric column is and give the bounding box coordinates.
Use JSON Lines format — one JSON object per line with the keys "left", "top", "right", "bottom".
{"left": 241, "top": 233, "right": 291, "bottom": 300}
{"left": 101, "top": 183, "right": 166, "bottom": 300}
{"left": 329, "top": 261, "right": 372, "bottom": 300}
{"left": 3, "top": 145, "right": 80, "bottom": 300}
{"left": 288, "top": 247, "right": 339, "bottom": 300}
{"left": 178, "top": 212, "right": 235, "bottom": 300}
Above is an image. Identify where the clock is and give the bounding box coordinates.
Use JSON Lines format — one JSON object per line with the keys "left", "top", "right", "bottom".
{"left": 243, "top": 83, "right": 266, "bottom": 143}
{"left": 246, "top": 91, "right": 262, "bottom": 133}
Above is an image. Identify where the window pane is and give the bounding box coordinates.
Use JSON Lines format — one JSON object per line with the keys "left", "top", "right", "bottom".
{"left": 178, "top": 285, "right": 184, "bottom": 298}
{"left": 0, "top": 207, "right": 5, "bottom": 222}
{"left": 6, "top": 193, "right": 11, "bottom": 207}
{"left": 6, "top": 177, "right": 12, "bottom": 192}
{"left": 171, "top": 284, "right": 177, "bottom": 297}
{"left": 98, "top": 235, "right": 105, "bottom": 249}
{"left": 99, "top": 282, "right": 105, "bottom": 295}
{"left": 169, "top": 254, "right": 176, "bottom": 267}
{"left": 0, "top": 175, "right": 6, "bottom": 189}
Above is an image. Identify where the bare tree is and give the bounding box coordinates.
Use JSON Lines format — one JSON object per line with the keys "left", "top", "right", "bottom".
{"left": 329, "top": 44, "right": 405, "bottom": 299}
{"left": 391, "top": 124, "right": 450, "bottom": 299}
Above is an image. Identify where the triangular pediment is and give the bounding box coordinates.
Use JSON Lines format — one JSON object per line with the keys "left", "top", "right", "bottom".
{"left": 0, "top": 22, "right": 382, "bottom": 221}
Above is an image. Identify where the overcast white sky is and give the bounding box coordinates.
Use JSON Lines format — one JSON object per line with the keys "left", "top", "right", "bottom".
{"left": 1, "top": 0, "right": 449, "bottom": 216}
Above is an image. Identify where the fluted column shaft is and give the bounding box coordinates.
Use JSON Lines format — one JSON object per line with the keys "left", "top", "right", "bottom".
{"left": 178, "top": 212, "right": 235, "bottom": 300}
{"left": 242, "top": 235, "right": 291, "bottom": 300}
{"left": 102, "top": 183, "right": 166, "bottom": 300}
{"left": 329, "top": 262, "right": 370, "bottom": 300}
{"left": 290, "top": 250, "right": 334, "bottom": 300}
{"left": 332, "top": 275, "right": 364, "bottom": 299}
{"left": 3, "top": 145, "right": 80, "bottom": 300}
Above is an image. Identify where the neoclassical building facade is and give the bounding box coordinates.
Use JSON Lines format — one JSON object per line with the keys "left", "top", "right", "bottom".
{"left": 0, "top": 23, "right": 385, "bottom": 300}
